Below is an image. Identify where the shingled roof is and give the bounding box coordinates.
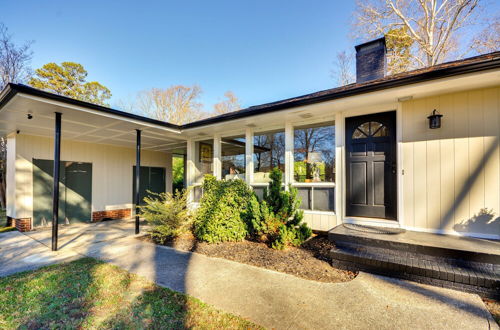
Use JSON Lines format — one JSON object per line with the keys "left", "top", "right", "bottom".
{"left": 183, "top": 51, "right": 500, "bottom": 128}
{"left": 1, "top": 51, "right": 499, "bottom": 130}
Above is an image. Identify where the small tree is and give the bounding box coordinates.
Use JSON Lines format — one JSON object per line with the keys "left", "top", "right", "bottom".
{"left": 250, "top": 168, "right": 312, "bottom": 249}
{"left": 140, "top": 189, "right": 193, "bottom": 244}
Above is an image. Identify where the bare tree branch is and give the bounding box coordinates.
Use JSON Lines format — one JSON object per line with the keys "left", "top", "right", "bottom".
{"left": 213, "top": 91, "right": 240, "bottom": 115}
{"left": 0, "top": 23, "right": 33, "bottom": 90}
{"left": 132, "top": 85, "right": 208, "bottom": 125}
{"left": 0, "top": 23, "right": 33, "bottom": 208}
{"left": 352, "top": 0, "right": 483, "bottom": 70}
{"left": 331, "top": 51, "right": 355, "bottom": 86}
{"left": 469, "top": 14, "right": 500, "bottom": 54}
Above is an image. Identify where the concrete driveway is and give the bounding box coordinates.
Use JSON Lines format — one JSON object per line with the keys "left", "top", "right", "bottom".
{"left": 24, "top": 218, "right": 146, "bottom": 250}
{"left": 0, "top": 231, "right": 79, "bottom": 277}
{"left": 0, "top": 219, "right": 498, "bottom": 330}
{"left": 0, "top": 219, "right": 146, "bottom": 277}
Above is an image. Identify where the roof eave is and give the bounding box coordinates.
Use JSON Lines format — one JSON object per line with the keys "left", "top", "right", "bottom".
{"left": 181, "top": 55, "right": 500, "bottom": 129}
{"left": 1, "top": 83, "right": 182, "bottom": 131}
{"left": 1, "top": 52, "right": 499, "bottom": 132}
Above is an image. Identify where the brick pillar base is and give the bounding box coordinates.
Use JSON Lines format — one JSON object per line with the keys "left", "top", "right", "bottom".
{"left": 13, "top": 218, "right": 31, "bottom": 232}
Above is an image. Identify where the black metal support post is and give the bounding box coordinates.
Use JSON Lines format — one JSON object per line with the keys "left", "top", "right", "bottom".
{"left": 51, "top": 112, "right": 62, "bottom": 251}
{"left": 135, "top": 129, "right": 141, "bottom": 234}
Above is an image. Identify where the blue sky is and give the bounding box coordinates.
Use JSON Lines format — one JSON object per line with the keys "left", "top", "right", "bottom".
{"left": 2, "top": 1, "right": 496, "bottom": 113}
{"left": 1, "top": 1, "right": 355, "bottom": 112}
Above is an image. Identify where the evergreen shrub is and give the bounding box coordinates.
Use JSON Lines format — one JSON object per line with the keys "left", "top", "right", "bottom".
{"left": 194, "top": 175, "right": 254, "bottom": 243}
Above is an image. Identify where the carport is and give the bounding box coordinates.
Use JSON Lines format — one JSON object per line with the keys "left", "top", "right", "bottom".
{"left": 0, "top": 84, "right": 186, "bottom": 250}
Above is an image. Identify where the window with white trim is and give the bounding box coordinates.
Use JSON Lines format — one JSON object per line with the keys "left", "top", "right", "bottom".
{"left": 221, "top": 135, "right": 245, "bottom": 180}
{"left": 253, "top": 130, "right": 285, "bottom": 183}
{"left": 293, "top": 123, "right": 335, "bottom": 183}
{"left": 293, "top": 122, "right": 335, "bottom": 212}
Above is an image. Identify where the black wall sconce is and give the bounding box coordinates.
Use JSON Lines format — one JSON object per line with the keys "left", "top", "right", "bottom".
{"left": 427, "top": 109, "right": 443, "bottom": 129}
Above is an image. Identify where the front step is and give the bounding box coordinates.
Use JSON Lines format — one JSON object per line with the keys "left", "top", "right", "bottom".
{"left": 328, "top": 225, "right": 500, "bottom": 299}
{"left": 329, "top": 224, "right": 500, "bottom": 264}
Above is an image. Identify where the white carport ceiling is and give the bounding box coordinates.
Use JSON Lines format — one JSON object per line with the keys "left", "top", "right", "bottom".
{"left": 0, "top": 93, "right": 186, "bottom": 152}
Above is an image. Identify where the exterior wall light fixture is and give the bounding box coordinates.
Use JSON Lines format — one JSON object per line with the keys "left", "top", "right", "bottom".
{"left": 427, "top": 109, "right": 443, "bottom": 129}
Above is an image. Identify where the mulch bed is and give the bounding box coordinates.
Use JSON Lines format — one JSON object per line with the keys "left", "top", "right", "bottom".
{"left": 483, "top": 298, "right": 500, "bottom": 326}
{"left": 140, "top": 233, "right": 356, "bottom": 283}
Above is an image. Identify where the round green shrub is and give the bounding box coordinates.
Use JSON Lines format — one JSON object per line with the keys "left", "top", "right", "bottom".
{"left": 194, "top": 175, "right": 254, "bottom": 243}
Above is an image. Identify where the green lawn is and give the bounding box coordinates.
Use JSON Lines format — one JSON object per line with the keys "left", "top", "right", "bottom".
{"left": 0, "top": 258, "right": 260, "bottom": 329}
{"left": 0, "top": 227, "right": 15, "bottom": 233}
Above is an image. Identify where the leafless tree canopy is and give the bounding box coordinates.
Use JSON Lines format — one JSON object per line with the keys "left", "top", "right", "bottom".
{"left": 0, "top": 23, "right": 32, "bottom": 208}
{"left": 0, "top": 23, "right": 33, "bottom": 90}
{"left": 470, "top": 14, "right": 500, "bottom": 54}
{"left": 127, "top": 86, "right": 243, "bottom": 124}
{"left": 331, "top": 51, "right": 355, "bottom": 86}
{"left": 213, "top": 91, "right": 240, "bottom": 115}
{"left": 353, "top": 0, "right": 483, "bottom": 68}
{"left": 134, "top": 85, "right": 208, "bottom": 125}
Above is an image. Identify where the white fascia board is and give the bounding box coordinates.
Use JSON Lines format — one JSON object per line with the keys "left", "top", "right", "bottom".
{"left": 19, "top": 94, "right": 183, "bottom": 135}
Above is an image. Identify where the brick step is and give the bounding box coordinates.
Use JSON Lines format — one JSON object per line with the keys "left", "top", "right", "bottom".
{"left": 330, "top": 245, "right": 500, "bottom": 299}
{"left": 334, "top": 241, "right": 498, "bottom": 269}
{"left": 328, "top": 226, "right": 500, "bottom": 264}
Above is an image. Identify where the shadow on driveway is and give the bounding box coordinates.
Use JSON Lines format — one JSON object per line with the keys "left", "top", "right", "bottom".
{"left": 1, "top": 219, "right": 497, "bottom": 329}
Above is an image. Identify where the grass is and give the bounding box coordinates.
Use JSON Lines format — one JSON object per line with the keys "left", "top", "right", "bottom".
{"left": 0, "top": 258, "right": 261, "bottom": 329}
{"left": 0, "top": 208, "right": 16, "bottom": 233}
{"left": 0, "top": 226, "right": 15, "bottom": 233}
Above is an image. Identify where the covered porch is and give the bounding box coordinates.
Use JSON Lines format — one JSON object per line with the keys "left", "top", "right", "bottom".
{"left": 0, "top": 84, "right": 186, "bottom": 249}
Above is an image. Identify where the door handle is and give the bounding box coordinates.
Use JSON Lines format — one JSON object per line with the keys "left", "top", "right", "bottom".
{"left": 391, "top": 163, "right": 397, "bottom": 174}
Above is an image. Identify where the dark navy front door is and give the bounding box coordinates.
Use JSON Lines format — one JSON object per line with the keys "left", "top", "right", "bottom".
{"left": 345, "top": 112, "right": 397, "bottom": 220}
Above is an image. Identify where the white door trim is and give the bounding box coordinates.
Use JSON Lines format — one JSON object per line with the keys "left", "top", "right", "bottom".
{"left": 339, "top": 105, "right": 403, "bottom": 226}
{"left": 396, "top": 102, "right": 404, "bottom": 227}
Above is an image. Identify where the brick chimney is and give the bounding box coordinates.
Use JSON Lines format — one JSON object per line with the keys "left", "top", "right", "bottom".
{"left": 355, "top": 37, "right": 386, "bottom": 83}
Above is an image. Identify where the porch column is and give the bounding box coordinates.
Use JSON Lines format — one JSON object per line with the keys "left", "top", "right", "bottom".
{"left": 284, "top": 121, "right": 294, "bottom": 187}
{"left": 245, "top": 128, "right": 253, "bottom": 184}
{"left": 213, "top": 134, "right": 221, "bottom": 179}
{"left": 135, "top": 129, "right": 141, "bottom": 234}
{"left": 335, "top": 112, "right": 344, "bottom": 225}
{"left": 186, "top": 139, "right": 195, "bottom": 203}
{"left": 51, "top": 112, "right": 62, "bottom": 251}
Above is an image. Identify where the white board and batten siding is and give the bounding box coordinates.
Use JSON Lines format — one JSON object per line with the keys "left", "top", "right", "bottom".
{"left": 401, "top": 87, "right": 500, "bottom": 238}
{"left": 8, "top": 134, "right": 172, "bottom": 220}
{"left": 6, "top": 86, "right": 499, "bottom": 239}
{"left": 303, "top": 212, "right": 337, "bottom": 232}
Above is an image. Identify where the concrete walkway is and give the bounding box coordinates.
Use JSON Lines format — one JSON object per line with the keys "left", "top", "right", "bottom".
{"left": 0, "top": 222, "right": 497, "bottom": 330}
{"left": 0, "top": 231, "right": 79, "bottom": 277}
{"left": 24, "top": 218, "right": 143, "bottom": 250}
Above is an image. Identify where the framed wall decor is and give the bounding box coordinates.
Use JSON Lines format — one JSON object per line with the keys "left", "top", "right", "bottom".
{"left": 199, "top": 142, "right": 213, "bottom": 163}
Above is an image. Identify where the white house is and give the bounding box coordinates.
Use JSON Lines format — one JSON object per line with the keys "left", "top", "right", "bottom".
{"left": 1, "top": 37, "right": 499, "bottom": 242}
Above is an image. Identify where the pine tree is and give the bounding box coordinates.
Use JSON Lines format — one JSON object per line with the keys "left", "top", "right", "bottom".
{"left": 256, "top": 168, "right": 312, "bottom": 249}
